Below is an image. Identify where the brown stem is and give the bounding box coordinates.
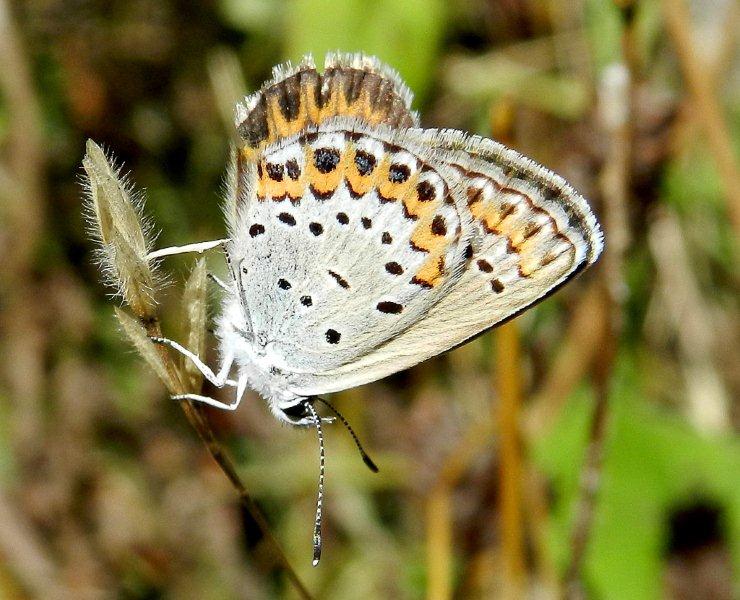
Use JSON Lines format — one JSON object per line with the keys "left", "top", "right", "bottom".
{"left": 0, "top": 0, "right": 47, "bottom": 469}
{"left": 562, "top": 293, "right": 613, "bottom": 598}
{"left": 662, "top": 0, "right": 740, "bottom": 237}
{"left": 141, "top": 318, "right": 314, "bottom": 600}
{"left": 426, "top": 482, "right": 453, "bottom": 600}
{"left": 495, "top": 322, "right": 526, "bottom": 599}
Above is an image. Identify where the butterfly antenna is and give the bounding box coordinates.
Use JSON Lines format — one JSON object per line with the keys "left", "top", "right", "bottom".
{"left": 223, "top": 245, "right": 250, "bottom": 320}
{"left": 303, "top": 401, "right": 325, "bottom": 566}
{"left": 315, "top": 396, "right": 379, "bottom": 473}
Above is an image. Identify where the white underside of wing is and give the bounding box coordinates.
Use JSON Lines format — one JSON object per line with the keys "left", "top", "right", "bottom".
{"left": 288, "top": 227, "right": 581, "bottom": 396}
{"left": 286, "top": 127, "right": 602, "bottom": 397}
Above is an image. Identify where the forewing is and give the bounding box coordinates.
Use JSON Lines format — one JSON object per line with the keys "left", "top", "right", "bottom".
{"left": 288, "top": 129, "right": 602, "bottom": 396}
{"left": 228, "top": 119, "right": 474, "bottom": 375}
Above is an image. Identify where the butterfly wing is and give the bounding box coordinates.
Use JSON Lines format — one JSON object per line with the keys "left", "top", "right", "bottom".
{"left": 226, "top": 53, "right": 602, "bottom": 397}
{"left": 286, "top": 129, "right": 602, "bottom": 396}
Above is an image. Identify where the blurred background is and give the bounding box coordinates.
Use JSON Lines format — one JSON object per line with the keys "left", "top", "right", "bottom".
{"left": 0, "top": 0, "right": 738, "bottom": 598}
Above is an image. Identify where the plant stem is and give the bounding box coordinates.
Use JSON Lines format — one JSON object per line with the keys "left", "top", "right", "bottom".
{"left": 141, "top": 317, "right": 315, "bottom": 600}
{"left": 662, "top": 0, "right": 740, "bottom": 237}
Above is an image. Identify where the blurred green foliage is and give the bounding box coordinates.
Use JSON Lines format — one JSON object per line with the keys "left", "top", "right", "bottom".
{"left": 283, "top": 0, "right": 446, "bottom": 100}
{"left": 0, "top": 0, "right": 738, "bottom": 598}
{"left": 536, "top": 367, "right": 740, "bottom": 599}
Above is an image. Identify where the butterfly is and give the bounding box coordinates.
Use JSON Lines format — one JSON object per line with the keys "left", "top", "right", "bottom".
{"left": 148, "top": 53, "right": 603, "bottom": 564}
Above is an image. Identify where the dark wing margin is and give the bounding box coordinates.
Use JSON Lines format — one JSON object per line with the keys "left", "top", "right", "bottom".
{"left": 414, "top": 128, "right": 604, "bottom": 265}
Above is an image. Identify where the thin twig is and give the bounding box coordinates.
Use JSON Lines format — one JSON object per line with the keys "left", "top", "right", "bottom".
{"left": 662, "top": 0, "right": 740, "bottom": 237}
{"left": 491, "top": 100, "right": 526, "bottom": 600}
{"left": 494, "top": 322, "right": 526, "bottom": 599}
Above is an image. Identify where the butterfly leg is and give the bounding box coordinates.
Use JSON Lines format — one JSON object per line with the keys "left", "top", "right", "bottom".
{"left": 207, "top": 272, "right": 232, "bottom": 293}
{"left": 146, "top": 238, "right": 229, "bottom": 261}
{"left": 150, "top": 336, "right": 236, "bottom": 387}
{"left": 172, "top": 373, "right": 248, "bottom": 411}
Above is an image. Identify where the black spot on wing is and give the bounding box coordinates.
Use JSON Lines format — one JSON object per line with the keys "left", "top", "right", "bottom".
{"left": 314, "top": 148, "right": 340, "bottom": 173}
{"left": 385, "top": 262, "right": 403, "bottom": 275}
{"left": 286, "top": 159, "right": 301, "bottom": 180}
{"left": 431, "top": 215, "right": 447, "bottom": 236}
{"left": 266, "top": 162, "right": 284, "bottom": 181}
{"left": 309, "top": 222, "right": 324, "bottom": 236}
{"left": 325, "top": 329, "right": 341, "bottom": 344}
{"left": 377, "top": 301, "right": 403, "bottom": 314}
{"left": 417, "top": 180, "right": 435, "bottom": 202}
{"left": 328, "top": 270, "right": 350, "bottom": 289}
{"left": 388, "top": 164, "right": 410, "bottom": 183}
{"left": 477, "top": 259, "right": 493, "bottom": 273}
{"left": 354, "top": 150, "right": 376, "bottom": 176}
